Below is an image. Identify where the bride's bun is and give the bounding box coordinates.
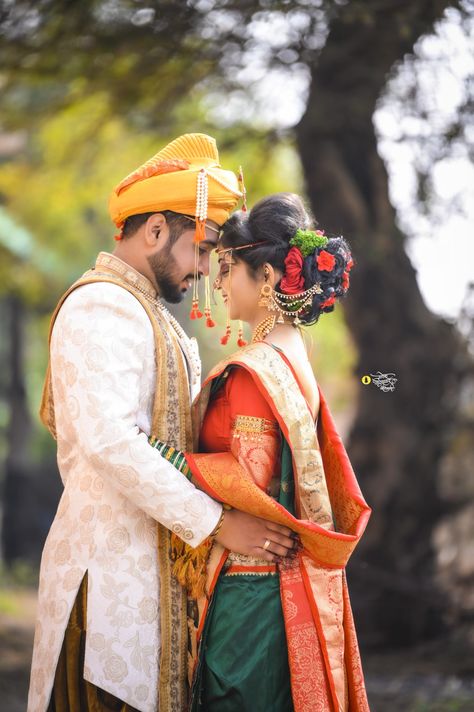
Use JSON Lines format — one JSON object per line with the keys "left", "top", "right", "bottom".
{"left": 220, "top": 192, "right": 353, "bottom": 325}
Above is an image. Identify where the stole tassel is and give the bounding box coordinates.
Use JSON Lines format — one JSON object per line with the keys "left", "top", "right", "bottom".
{"left": 170, "top": 532, "right": 212, "bottom": 599}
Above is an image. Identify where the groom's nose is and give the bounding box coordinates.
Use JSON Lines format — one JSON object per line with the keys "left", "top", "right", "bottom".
{"left": 198, "top": 251, "right": 211, "bottom": 276}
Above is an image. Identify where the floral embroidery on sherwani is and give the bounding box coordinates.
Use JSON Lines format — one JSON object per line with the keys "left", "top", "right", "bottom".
{"left": 28, "top": 253, "right": 222, "bottom": 712}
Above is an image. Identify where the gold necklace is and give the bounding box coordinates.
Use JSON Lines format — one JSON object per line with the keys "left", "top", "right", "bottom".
{"left": 251, "top": 314, "right": 277, "bottom": 343}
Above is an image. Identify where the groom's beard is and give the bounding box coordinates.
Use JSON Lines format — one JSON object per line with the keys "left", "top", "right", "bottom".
{"left": 147, "top": 246, "right": 194, "bottom": 304}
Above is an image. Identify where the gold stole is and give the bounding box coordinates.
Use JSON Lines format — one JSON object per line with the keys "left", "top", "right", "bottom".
{"left": 40, "top": 268, "right": 193, "bottom": 712}
{"left": 185, "top": 343, "right": 372, "bottom": 712}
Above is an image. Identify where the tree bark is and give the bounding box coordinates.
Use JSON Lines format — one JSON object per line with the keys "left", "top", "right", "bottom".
{"left": 1, "top": 296, "right": 32, "bottom": 562}
{"left": 1, "top": 298, "right": 62, "bottom": 565}
{"left": 296, "top": 0, "right": 474, "bottom": 647}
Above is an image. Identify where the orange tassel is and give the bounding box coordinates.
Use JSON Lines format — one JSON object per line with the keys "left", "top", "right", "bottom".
{"left": 203, "top": 277, "right": 215, "bottom": 328}
{"left": 220, "top": 325, "right": 231, "bottom": 345}
{"left": 190, "top": 300, "right": 203, "bottom": 319}
{"left": 237, "top": 321, "right": 247, "bottom": 347}
{"left": 194, "top": 217, "right": 206, "bottom": 244}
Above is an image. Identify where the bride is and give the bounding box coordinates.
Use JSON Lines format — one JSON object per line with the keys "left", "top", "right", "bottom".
{"left": 154, "top": 192, "right": 372, "bottom": 711}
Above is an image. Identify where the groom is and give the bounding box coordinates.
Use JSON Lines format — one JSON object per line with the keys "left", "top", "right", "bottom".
{"left": 28, "top": 134, "right": 297, "bottom": 712}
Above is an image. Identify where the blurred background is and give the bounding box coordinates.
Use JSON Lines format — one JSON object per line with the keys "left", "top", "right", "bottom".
{"left": 1, "top": 1, "right": 473, "bottom": 710}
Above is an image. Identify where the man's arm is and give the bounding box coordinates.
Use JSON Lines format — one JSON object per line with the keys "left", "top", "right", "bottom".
{"left": 148, "top": 439, "right": 299, "bottom": 561}
{"left": 50, "top": 282, "right": 222, "bottom": 547}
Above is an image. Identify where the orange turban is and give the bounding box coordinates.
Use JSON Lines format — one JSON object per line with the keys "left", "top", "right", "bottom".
{"left": 108, "top": 133, "right": 243, "bottom": 229}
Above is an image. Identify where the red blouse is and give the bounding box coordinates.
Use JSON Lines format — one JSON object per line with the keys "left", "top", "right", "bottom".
{"left": 199, "top": 367, "right": 281, "bottom": 495}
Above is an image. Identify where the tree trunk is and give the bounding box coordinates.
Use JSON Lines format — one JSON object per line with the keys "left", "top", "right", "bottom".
{"left": 1, "top": 298, "right": 62, "bottom": 566}
{"left": 1, "top": 296, "right": 32, "bottom": 562}
{"left": 296, "top": 0, "right": 474, "bottom": 648}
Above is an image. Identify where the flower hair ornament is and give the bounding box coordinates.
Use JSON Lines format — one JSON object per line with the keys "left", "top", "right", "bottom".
{"left": 214, "top": 225, "right": 353, "bottom": 345}
{"left": 269, "top": 227, "right": 353, "bottom": 325}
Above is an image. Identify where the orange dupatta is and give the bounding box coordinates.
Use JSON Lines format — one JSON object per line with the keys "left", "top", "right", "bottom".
{"left": 186, "top": 343, "right": 372, "bottom": 712}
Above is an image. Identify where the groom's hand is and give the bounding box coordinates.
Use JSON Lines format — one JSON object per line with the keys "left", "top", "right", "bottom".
{"left": 214, "top": 509, "right": 300, "bottom": 562}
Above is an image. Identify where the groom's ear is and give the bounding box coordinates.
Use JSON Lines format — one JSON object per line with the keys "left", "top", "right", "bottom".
{"left": 144, "top": 213, "right": 168, "bottom": 248}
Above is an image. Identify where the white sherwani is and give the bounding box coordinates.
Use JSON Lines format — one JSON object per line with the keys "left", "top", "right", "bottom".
{"left": 28, "top": 255, "right": 222, "bottom": 712}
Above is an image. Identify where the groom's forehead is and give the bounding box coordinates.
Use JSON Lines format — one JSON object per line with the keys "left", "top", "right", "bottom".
{"left": 200, "top": 237, "right": 218, "bottom": 250}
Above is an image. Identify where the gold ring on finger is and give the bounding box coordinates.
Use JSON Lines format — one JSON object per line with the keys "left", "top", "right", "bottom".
{"left": 263, "top": 539, "right": 271, "bottom": 551}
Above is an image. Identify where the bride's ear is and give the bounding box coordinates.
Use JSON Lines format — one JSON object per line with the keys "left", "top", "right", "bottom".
{"left": 262, "top": 263, "right": 282, "bottom": 288}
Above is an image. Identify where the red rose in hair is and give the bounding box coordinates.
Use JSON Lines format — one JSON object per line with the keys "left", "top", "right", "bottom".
{"left": 342, "top": 270, "right": 350, "bottom": 291}
{"left": 346, "top": 258, "right": 354, "bottom": 271}
{"left": 316, "top": 250, "right": 336, "bottom": 272}
{"left": 321, "top": 294, "right": 336, "bottom": 309}
{"left": 280, "top": 246, "right": 305, "bottom": 294}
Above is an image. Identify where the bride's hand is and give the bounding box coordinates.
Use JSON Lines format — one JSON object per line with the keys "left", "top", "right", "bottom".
{"left": 214, "top": 509, "right": 300, "bottom": 562}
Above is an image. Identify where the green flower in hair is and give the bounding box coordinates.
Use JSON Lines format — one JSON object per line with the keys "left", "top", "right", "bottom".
{"left": 290, "top": 228, "right": 328, "bottom": 257}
